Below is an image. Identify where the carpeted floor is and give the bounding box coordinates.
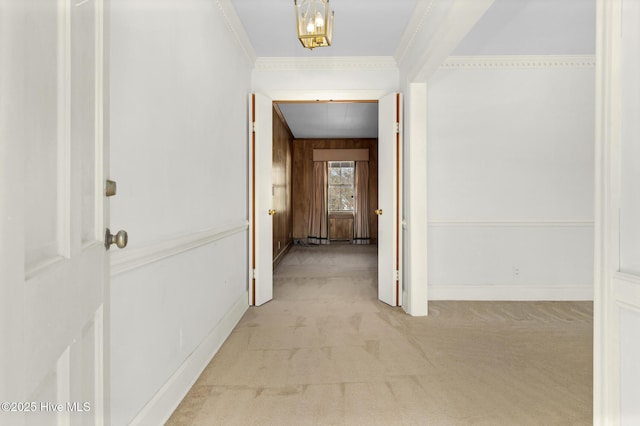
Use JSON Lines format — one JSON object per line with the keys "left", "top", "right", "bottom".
{"left": 167, "top": 244, "right": 592, "bottom": 425}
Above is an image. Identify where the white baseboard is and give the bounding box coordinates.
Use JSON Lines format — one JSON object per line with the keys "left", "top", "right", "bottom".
{"left": 429, "top": 284, "right": 593, "bottom": 301}
{"left": 129, "top": 291, "right": 249, "bottom": 426}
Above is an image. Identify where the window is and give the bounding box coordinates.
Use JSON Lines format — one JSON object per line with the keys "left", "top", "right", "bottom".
{"left": 328, "top": 161, "right": 354, "bottom": 212}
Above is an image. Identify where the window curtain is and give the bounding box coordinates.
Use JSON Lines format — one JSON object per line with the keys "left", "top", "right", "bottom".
{"left": 308, "top": 161, "right": 329, "bottom": 245}
{"left": 353, "top": 161, "right": 370, "bottom": 245}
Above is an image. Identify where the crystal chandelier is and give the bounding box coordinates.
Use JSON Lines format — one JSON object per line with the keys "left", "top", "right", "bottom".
{"left": 294, "top": 0, "right": 334, "bottom": 50}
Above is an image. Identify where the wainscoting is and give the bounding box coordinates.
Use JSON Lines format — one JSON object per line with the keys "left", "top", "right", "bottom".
{"left": 427, "top": 218, "right": 594, "bottom": 300}
{"left": 110, "top": 223, "right": 249, "bottom": 425}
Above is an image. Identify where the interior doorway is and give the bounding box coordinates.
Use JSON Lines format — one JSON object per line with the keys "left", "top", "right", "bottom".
{"left": 276, "top": 100, "right": 379, "bottom": 248}
{"left": 271, "top": 101, "right": 380, "bottom": 297}
{"left": 249, "top": 93, "right": 402, "bottom": 308}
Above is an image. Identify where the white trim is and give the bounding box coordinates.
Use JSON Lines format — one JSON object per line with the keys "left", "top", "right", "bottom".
{"left": 394, "top": 0, "right": 437, "bottom": 66}
{"left": 216, "top": 0, "right": 256, "bottom": 65}
{"left": 428, "top": 218, "right": 595, "bottom": 228}
{"left": 254, "top": 56, "right": 398, "bottom": 71}
{"left": 94, "top": 0, "right": 105, "bottom": 245}
{"left": 441, "top": 55, "right": 596, "bottom": 70}
{"left": 94, "top": 305, "right": 104, "bottom": 426}
{"left": 129, "top": 291, "right": 248, "bottom": 426}
{"left": 613, "top": 273, "right": 640, "bottom": 312}
{"left": 266, "top": 90, "right": 390, "bottom": 102}
{"left": 111, "top": 221, "right": 248, "bottom": 276}
{"left": 56, "top": 346, "right": 72, "bottom": 426}
{"left": 429, "top": 284, "right": 594, "bottom": 301}
{"left": 404, "top": 83, "right": 428, "bottom": 316}
{"left": 58, "top": 0, "right": 71, "bottom": 259}
{"left": 594, "top": 0, "right": 623, "bottom": 423}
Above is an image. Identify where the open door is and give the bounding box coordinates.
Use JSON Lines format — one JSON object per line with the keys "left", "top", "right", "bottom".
{"left": 249, "top": 94, "right": 274, "bottom": 306}
{"left": 1, "top": 0, "right": 109, "bottom": 422}
{"left": 596, "top": 0, "right": 640, "bottom": 422}
{"left": 377, "top": 93, "right": 402, "bottom": 306}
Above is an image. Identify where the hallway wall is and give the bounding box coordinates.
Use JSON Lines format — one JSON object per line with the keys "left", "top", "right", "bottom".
{"left": 426, "top": 58, "right": 595, "bottom": 300}
{"left": 109, "top": 0, "right": 252, "bottom": 424}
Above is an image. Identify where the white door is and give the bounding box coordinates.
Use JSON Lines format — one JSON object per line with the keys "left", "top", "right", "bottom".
{"left": 377, "top": 93, "right": 403, "bottom": 306}
{"left": 249, "top": 94, "right": 274, "bottom": 306}
{"left": 0, "top": 0, "right": 110, "bottom": 423}
{"left": 598, "top": 0, "right": 640, "bottom": 423}
{"left": 617, "top": 3, "right": 640, "bottom": 422}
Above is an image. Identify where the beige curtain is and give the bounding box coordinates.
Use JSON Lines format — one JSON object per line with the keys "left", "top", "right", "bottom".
{"left": 308, "top": 161, "right": 329, "bottom": 245}
{"left": 353, "top": 161, "right": 370, "bottom": 245}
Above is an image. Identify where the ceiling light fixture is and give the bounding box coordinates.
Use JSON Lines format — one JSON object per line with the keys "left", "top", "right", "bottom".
{"left": 294, "top": 0, "right": 334, "bottom": 50}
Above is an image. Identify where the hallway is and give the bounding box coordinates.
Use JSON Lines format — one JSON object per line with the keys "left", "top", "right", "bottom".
{"left": 167, "top": 245, "right": 592, "bottom": 425}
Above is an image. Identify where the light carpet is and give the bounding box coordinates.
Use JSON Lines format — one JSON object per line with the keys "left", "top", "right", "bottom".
{"left": 167, "top": 244, "right": 592, "bottom": 425}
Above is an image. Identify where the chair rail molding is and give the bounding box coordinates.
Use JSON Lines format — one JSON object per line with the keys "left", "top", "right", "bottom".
{"left": 111, "top": 221, "right": 249, "bottom": 276}
{"left": 427, "top": 218, "right": 595, "bottom": 228}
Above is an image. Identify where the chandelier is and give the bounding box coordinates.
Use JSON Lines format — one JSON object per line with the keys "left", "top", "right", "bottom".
{"left": 294, "top": 0, "right": 334, "bottom": 50}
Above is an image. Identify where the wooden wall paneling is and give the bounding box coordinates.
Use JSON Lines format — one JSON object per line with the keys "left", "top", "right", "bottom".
{"left": 292, "top": 139, "right": 378, "bottom": 243}
{"left": 272, "top": 105, "right": 293, "bottom": 268}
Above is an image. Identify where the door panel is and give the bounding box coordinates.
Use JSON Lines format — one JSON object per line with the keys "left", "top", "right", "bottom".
{"left": 250, "top": 94, "right": 274, "bottom": 306}
{"left": 378, "top": 93, "right": 402, "bottom": 306}
{"left": 1, "top": 0, "right": 107, "bottom": 423}
{"left": 616, "top": 0, "right": 640, "bottom": 423}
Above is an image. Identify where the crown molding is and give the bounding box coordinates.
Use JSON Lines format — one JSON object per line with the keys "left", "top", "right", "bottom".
{"left": 394, "top": 0, "right": 437, "bottom": 66}
{"left": 254, "top": 56, "right": 398, "bottom": 71}
{"left": 440, "top": 55, "right": 596, "bottom": 70}
{"left": 216, "top": 0, "right": 256, "bottom": 65}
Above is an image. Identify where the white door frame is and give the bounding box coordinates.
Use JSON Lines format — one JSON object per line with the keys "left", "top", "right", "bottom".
{"left": 251, "top": 89, "right": 421, "bottom": 314}
{"left": 594, "top": 0, "right": 640, "bottom": 423}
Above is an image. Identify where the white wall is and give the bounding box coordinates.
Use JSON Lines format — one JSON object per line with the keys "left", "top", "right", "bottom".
{"left": 109, "top": 0, "right": 252, "bottom": 423}
{"left": 251, "top": 57, "right": 399, "bottom": 98}
{"left": 427, "top": 58, "right": 595, "bottom": 300}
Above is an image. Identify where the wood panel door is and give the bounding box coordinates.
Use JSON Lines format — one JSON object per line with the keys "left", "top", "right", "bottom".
{"left": 0, "top": 0, "right": 109, "bottom": 423}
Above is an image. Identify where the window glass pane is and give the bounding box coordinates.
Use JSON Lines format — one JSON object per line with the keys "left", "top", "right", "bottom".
{"left": 329, "top": 190, "right": 340, "bottom": 211}
{"left": 343, "top": 186, "right": 354, "bottom": 210}
{"left": 342, "top": 166, "right": 353, "bottom": 185}
{"left": 328, "top": 161, "right": 354, "bottom": 212}
{"left": 329, "top": 165, "right": 341, "bottom": 185}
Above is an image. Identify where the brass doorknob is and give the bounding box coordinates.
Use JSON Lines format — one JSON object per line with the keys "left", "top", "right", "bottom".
{"left": 268, "top": 209, "right": 276, "bottom": 216}
{"left": 105, "top": 228, "right": 128, "bottom": 250}
{"left": 375, "top": 209, "right": 383, "bottom": 216}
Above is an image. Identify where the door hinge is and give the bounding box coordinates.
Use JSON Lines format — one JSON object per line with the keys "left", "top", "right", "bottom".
{"left": 395, "top": 123, "right": 400, "bottom": 134}
{"left": 252, "top": 269, "right": 257, "bottom": 279}
{"left": 252, "top": 122, "right": 256, "bottom": 132}
{"left": 395, "top": 270, "right": 400, "bottom": 281}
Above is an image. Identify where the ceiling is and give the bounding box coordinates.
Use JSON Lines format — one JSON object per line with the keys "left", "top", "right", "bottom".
{"left": 229, "top": 0, "right": 417, "bottom": 58}
{"left": 231, "top": 0, "right": 596, "bottom": 139}
{"left": 229, "top": 0, "right": 416, "bottom": 139}
{"left": 277, "top": 102, "right": 378, "bottom": 139}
